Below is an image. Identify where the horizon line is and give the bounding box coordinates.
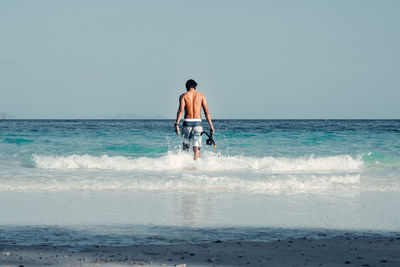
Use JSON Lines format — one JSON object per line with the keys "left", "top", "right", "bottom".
{"left": 1, "top": 118, "right": 399, "bottom": 121}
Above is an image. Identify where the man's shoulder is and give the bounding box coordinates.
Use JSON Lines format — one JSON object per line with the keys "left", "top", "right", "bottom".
{"left": 196, "top": 91, "right": 205, "bottom": 98}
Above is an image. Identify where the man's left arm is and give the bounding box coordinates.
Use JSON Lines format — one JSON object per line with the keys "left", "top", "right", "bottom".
{"left": 175, "top": 94, "right": 185, "bottom": 135}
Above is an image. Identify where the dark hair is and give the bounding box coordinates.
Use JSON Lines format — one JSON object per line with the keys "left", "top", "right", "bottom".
{"left": 185, "top": 79, "right": 197, "bottom": 91}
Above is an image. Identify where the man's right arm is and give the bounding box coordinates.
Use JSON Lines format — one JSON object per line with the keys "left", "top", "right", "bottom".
{"left": 202, "top": 96, "right": 214, "bottom": 134}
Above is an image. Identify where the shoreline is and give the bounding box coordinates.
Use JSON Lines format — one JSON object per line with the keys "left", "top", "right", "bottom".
{"left": 1, "top": 234, "right": 399, "bottom": 266}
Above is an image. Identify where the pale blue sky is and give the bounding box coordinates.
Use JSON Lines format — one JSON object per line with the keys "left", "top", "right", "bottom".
{"left": 1, "top": 0, "right": 399, "bottom": 119}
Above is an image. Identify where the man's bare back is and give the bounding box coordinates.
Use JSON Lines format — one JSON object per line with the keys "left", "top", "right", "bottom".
{"left": 179, "top": 90, "right": 204, "bottom": 119}
{"left": 174, "top": 79, "right": 214, "bottom": 160}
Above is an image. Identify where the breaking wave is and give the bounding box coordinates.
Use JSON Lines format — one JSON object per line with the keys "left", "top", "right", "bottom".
{"left": 32, "top": 152, "right": 363, "bottom": 173}
{"left": 0, "top": 152, "right": 361, "bottom": 192}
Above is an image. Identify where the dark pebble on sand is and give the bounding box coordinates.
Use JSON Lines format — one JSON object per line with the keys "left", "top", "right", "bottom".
{"left": 345, "top": 260, "right": 351, "bottom": 264}
{"left": 381, "top": 259, "right": 387, "bottom": 263}
{"left": 215, "top": 240, "right": 222, "bottom": 243}
{"left": 190, "top": 253, "right": 196, "bottom": 256}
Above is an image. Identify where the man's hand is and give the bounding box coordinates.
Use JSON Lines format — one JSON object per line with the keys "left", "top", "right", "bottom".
{"left": 175, "top": 124, "right": 180, "bottom": 135}
{"left": 210, "top": 128, "right": 215, "bottom": 135}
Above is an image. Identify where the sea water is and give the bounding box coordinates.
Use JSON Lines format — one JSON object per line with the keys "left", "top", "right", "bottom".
{"left": 0, "top": 119, "right": 399, "bottom": 245}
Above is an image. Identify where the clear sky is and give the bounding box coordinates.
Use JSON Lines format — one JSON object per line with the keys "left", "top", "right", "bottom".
{"left": 1, "top": 0, "right": 399, "bottom": 119}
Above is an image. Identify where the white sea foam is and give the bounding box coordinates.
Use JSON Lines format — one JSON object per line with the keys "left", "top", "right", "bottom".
{"left": 12, "top": 152, "right": 363, "bottom": 193}
{"left": 0, "top": 173, "right": 361, "bottom": 193}
{"left": 32, "top": 152, "right": 363, "bottom": 173}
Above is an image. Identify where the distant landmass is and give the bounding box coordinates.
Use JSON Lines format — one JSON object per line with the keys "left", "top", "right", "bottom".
{"left": 80, "top": 113, "right": 167, "bottom": 119}
{"left": 0, "top": 112, "right": 167, "bottom": 119}
{"left": 0, "top": 112, "right": 16, "bottom": 119}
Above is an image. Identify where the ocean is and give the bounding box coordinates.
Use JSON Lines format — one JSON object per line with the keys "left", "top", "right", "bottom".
{"left": 0, "top": 119, "right": 399, "bottom": 246}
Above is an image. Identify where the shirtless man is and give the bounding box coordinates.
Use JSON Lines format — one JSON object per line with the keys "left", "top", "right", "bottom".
{"left": 175, "top": 79, "right": 215, "bottom": 160}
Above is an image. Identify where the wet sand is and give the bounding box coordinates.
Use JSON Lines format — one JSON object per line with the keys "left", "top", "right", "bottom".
{"left": 1, "top": 234, "right": 399, "bottom": 266}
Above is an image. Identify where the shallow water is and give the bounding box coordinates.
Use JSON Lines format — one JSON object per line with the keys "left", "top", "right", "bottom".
{"left": 0, "top": 120, "right": 399, "bottom": 245}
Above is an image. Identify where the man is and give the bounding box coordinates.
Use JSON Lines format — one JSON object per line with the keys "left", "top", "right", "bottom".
{"left": 175, "top": 79, "right": 215, "bottom": 160}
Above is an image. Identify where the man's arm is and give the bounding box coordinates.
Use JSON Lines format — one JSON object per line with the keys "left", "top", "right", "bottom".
{"left": 175, "top": 94, "right": 185, "bottom": 135}
{"left": 202, "top": 96, "right": 215, "bottom": 134}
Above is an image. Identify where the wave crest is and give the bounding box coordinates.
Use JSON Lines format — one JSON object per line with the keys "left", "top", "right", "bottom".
{"left": 32, "top": 152, "right": 363, "bottom": 173}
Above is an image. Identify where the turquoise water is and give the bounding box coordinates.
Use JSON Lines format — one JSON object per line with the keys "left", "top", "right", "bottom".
{"left": 1, "top": 119, "right": 399, "bottom": 155}
{"left": 1, "top": 119, "right": 399, "bottom": 192}
{"left": 1, "top": 119, "right": 400, "bottom": 160}
{"left": 0, "top": 119, "right": 399, "bottom": 245}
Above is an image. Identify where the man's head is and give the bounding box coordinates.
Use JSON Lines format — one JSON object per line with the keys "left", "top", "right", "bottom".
{"left": 185, "top": 79, "right": 197, "bottom": 91}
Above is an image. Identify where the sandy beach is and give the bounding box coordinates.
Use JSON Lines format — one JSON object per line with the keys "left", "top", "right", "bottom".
{"left": 1, "top": 234, "right": 399, "bottom": 267}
